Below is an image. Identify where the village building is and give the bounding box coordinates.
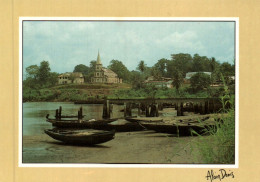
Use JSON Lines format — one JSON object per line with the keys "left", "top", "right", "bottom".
{"left": 91, "top": 52, "right": 122, "bottom": 84}
{"left": 185, "top": 72, "right": 212, "bottom": 79}
{"left": 144, "top": 76, "right": 173, "bottom": 88}
{"left": 58, "top": 72, "right": 84, "bottom": 84}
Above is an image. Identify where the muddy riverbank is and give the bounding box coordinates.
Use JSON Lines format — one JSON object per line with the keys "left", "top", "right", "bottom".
{"left": 23, "top": 130, "right": 203, "bottom": 164}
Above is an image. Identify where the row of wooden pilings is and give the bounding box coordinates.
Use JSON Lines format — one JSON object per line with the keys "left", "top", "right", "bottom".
{"left": 55, "top": 106, "right": 84, "bottom": 120}
{"left": 102, "top": 99, "right": 221, "bottom": 119}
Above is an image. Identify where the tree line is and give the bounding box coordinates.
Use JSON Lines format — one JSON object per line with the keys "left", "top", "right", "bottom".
{"left": 24, "top": 53, "right": 235, "bottom": 91}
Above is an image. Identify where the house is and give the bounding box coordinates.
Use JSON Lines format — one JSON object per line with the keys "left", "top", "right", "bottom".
{"left": 58, "top": 72, "right": 84, "bottom": 84}
{"left": 91, "top": 52, "right": 122, "bottom": 84}
{"left": 144, "top": 76, "right": 173, "bottom": 88}
{"left": 185, "top": 72, "right": 212, "bottom": 79}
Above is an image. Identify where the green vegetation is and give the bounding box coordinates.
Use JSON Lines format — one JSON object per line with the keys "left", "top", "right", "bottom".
{"left": 23, "top": 53, "right": 235, "bottom": 102}
{"left": 190, "top": 72, "right": 211, "bottom": 92}
{"left": 191, "top": 83, "right": 235, "bottom": 164}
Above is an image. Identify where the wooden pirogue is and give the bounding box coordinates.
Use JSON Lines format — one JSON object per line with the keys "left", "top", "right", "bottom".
{"left": 44, "top": 128, "right": 115, "bottom": 145}
{"left": 50, "top": 118, "right": 117, "bottom": 128}
{"left": 139, "top": 117, "right": 218, "bottom": 136}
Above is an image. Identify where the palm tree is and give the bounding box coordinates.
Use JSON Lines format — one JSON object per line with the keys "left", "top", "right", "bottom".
{"left": 137, "top": 60, "right": 146, "bottom": 73}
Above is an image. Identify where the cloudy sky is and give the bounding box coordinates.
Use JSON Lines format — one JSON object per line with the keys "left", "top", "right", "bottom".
{"left": 23, "top": 20, "right": 235, "bottom": 74}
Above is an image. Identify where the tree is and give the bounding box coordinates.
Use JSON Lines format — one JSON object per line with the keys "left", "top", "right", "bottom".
{"left": 150, "top": 66, "right": 162, "bottom": 80}
{"left": 37, "top": 61, "right": 51, "bottom": 85}
{"left": 108, "top": 60, "right": 130, "bottom": 82}
{"left": 73, "top": 64, "right": 90, "bottom": 75}
{"left": 130, "top": 71, "right": 145, "bottom": 89}
{"left": 172, "top": 69, "right": 184, "bottom": 91}
{"left": 25, "top": 65, "right": 39, "bottom": 79}
{"left": 49, "top": 72, "right": 59, "bottom": 86}
{"left": 190, "top": 72, "right": 211, "bottom": 92}
{"left": 137, "top": 60, "right": 147, "bottom": 73}
{"left": 153, "top": 58, "right": 169, "bottom": 77}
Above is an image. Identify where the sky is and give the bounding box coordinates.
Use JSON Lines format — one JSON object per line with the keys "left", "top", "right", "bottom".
{"left": 23, "top": 20, "right": 235, "bottom": 75}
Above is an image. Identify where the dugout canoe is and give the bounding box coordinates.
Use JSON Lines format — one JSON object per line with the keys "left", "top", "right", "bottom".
{"left": 139, "top": 119, "right": 217, "bottom": 136}
{"left": 51, "top": 118, "right": 117, "bottom": 128}
{"left": 44, "top": 128, "right": 115, "bottom": 145}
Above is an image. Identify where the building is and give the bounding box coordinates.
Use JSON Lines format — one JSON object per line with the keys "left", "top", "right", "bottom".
{"left": 144, "top": 76, "right": 173, "bottom": 88}
{"left": 58, "top": 72, "right": 84, "bottom": 84}
{"left": 185, "top": 72, "right": 212, "bottom": 79}
{"left": 91, "top": 52, "right": 122, "bottom": 84}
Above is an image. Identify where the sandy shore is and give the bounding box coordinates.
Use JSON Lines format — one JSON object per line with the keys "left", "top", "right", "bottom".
{"left": 23, "top": 130, "right": 203, "bottom": 164}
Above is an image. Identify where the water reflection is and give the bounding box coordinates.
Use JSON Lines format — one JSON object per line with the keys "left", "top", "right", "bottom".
{"left": 23, "top": 102, "right": 123, "bottom": 136}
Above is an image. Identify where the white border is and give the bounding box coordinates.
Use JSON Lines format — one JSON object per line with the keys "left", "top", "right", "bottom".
{"left": 19, "top": 17, "right": 239, "bottom": 168}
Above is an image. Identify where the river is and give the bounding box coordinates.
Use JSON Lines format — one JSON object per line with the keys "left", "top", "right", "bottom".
{"left": 22, "top": 102, "right": 124, "bottom": 136}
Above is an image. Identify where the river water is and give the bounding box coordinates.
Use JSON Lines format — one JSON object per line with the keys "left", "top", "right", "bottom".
{"left": 22, "top": 102, "right": 124, "bottom": 136}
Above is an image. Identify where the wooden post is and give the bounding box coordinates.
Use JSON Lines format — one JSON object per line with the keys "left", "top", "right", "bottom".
{"left": 55, "top": 109, "right": 59, "bottom": 120}
{"left": 145, "top": 104, "right": 150, "bottom": 117}
{"left": 59, "top": 106, "right": 62, "bottom": 119}
{"left": 138, "top": 103, "right": 141, "bottom": 116}
{"left": 155, "top": 103, "right": 159, "bottom": 117}
{"left": 102, "top": 101, "right": 108, "bottom": 118}
{"left": 205, "top": 101, "right": 209, "bottom": 114}
{"left": 78, "top": 106, "right": 82, "bottom": 119}
{"left": 106, "top": 100, "right": 110, "bottom": 118}
{"left": 109, "top": 104, "right": 113, "bottom": 118}
{"left": 124, "top": 102, "right": 127, "bottom": 117}
{"left": 201, "top": 102, "right": 206, "bottom": 115}
{"left": 194, "top": 103, "right": 198, "bottom": 114}
{"left": 180, "top": 102, "right": 183, "bottom": 116}
{"left": 177, "top": 103, "right": 182, "bottom": 116}
{"left": 128, "top": 103, "right": 132, "bottom": 117}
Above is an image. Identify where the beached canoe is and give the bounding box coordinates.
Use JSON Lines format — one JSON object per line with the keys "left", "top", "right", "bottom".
{"left": 52, "top": 118, "right": 117, "bottom": 128}
{"left": 125, "top": 117, "right": 163, "bottom": 123}
{"left": 106, "top": 119, "right": 145, "bottom": 132}
{"left": 139, "top": 119, "right": 216, "bottom": 136}
{"left": 44, "top": 128, "right": 115, "bottom": 145}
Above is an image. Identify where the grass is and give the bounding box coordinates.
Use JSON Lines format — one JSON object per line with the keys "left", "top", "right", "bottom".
{"left": 190, "top": 84, "right": 235, "bottom": 164}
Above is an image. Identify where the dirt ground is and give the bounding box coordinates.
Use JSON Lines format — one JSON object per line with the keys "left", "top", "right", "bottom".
{"left": 22, "top": 130, "right": 203, "bottom": 164}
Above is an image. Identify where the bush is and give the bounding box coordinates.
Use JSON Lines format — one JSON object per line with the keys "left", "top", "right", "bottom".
{"left": 190, "top": 72, "right": 211, "bottom": 93}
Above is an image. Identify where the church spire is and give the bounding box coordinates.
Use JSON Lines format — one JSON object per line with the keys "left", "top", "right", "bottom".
{"left": 97, "top": 50, "right": 102, "bottom": 65}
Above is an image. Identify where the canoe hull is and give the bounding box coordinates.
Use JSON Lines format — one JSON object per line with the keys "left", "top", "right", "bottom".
{"left": 140, "top": 122, "right": 214, "bottom": 136}
{"left": 44, "top": 129, "right": 115, "bottom": 145}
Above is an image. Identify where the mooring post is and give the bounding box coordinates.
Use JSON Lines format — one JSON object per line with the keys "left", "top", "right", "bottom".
{"left": 205, "top": 101, "right": 209, "bottom": 114}
{"left": 177, "top": 102, "right": 182, "bottom": 116}
{"left": 79, "top": 106, "right": 83, "bottom": 119}
{"left": 145, "top": 104, "right": 150, "bottom": 117}
{"left": 124, "top": 102, "right": 127, "bottom": 117}
{"left": 106, "top": 100, "right": 110, "bottom": 118}
{"left": 180, "top": 102, "right": 183, "bottom": 116}
{"left": 102, "top": 100, "right": 108, "bottom": 118}
{"left": 201, "top": 102, "right": 206, "bottom": 114}
{"left": 109, "top": 104, "right": 113, "bottom": 118}
{"left": 138, "top": 103, "right": 141, "bottom": 116}
{"left": 213, "top": 100, "right": 216, "bottom": 112}
{"left": 59, "top": 106, "right": 62, "bottom": 119}
{"left": 55, "top": 109, "right": 59, "bottom": 120}
{"left": 194, "top": 103, "right": 199, "bottom": 113}
{"left": 155, "top": 103, "right": 159, "bottom": 117}
{"left": 158, "top": 103, "right": 163, "bottom": 111}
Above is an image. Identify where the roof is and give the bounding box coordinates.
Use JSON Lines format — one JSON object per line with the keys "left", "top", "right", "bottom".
{"left": 102, "top": 68, "right": 118, "bottom": 78}
{"left": 96, "top": 51, "right": 102, "bottom": 65}
{"left": 185, "top": 72, "right": 212, "bottom": 79}
{"left": 58, "top": 72, "right": 83, "bottom": 78}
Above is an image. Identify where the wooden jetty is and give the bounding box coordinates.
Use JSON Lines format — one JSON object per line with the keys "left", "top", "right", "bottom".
{"left": 101, "top": 98, "right": 223, "bottom": 118}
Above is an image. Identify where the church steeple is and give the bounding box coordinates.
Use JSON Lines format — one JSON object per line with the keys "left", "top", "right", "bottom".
{"left": 97, "top": 50, "right": 102, "bottom": 65}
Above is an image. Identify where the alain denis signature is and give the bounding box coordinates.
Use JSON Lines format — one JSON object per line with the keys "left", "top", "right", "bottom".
{"left": 206, "top": 169, "right": 235, "bottom": 182}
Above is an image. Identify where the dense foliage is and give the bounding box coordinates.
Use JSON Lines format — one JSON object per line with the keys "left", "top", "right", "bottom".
{"left": 23, "top": 53, "right": 235, "bottom": 101}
